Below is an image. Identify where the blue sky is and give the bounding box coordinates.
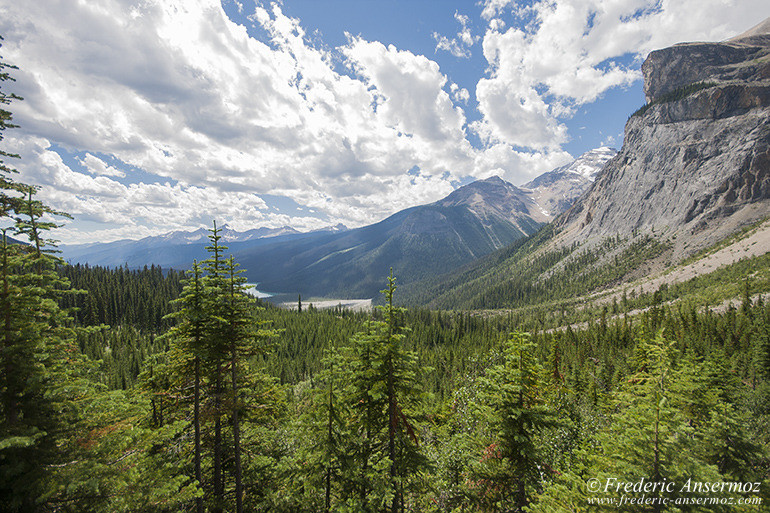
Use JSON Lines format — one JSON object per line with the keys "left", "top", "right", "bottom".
{"left": 227, "top": 0, "right": 637, "bottom": 153}
{"left": 0, "top": 0, "right": 766, "bottom": 243}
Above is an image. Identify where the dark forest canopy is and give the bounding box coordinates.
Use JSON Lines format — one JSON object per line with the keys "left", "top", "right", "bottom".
{"left": 1, "top": 238, "right": 768, "bottom": 511}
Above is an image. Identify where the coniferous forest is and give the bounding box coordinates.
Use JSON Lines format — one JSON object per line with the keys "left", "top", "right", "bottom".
{"left": 2, "top": 41, "right": 770, "bottom": 513}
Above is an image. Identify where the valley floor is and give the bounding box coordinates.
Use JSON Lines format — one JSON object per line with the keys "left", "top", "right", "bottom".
{"left": 279, "top": 298, "right": 373, "bottom": 312}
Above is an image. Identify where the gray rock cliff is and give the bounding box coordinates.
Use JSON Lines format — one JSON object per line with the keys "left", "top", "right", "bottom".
{"left": 556, "top": 19, "right": 770, "bottom": 261}
{"left": 642, "top": 18, "right": 770, "bottom": 102}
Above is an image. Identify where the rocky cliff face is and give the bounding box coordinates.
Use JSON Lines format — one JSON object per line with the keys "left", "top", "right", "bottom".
{"left": 642, "top": 39, "right": 770, "bottom": 102}
{"left": 556, "top": 20, "right": 770, "bottom": 260}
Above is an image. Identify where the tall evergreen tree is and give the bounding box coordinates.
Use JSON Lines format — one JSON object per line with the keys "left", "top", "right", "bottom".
{"left": 203, "top": 221, "right": 229, "bottom": 513}
{"left": 0, "top": 35, "right": 23, "bottom": 217}
{"left": 163, "top": 260, "right": 207, "bottom": 513}
{"left": 475, "top": 331, "right": 558, "bottom": 512}
{"left": 590, "top": 330, "right": 728, "bottom": 512}
{"left": 342, "top": 270, "right": 427, "bottom": 511}
{"left": 222, "top": 253, "right": 272, "bottom": 513}
{"left": 292, "top": 347, "right": 350, "bottom": 511}
{"left": 158, "top": 222, "right": 279, "bottom": 512}
{"left": 0, "top": 42, "right": 81, "bottom": 511}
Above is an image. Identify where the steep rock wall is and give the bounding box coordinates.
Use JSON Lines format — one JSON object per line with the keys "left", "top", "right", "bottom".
{"left": 556, "top": 27, "right": 770, "bottom": 261}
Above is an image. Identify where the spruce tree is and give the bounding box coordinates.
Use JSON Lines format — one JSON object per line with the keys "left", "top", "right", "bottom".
{"left": 296, "top": 348, "right": 350, "bottom": 511}
{"left": 476, "top": 331, "right": 558, "bottom": 512}
{"left": 203, "top": 221, "right": 229, "bottom": 513}
{"left": 222, "top": 253, "right": 274, "bottom": 513}
{"left": 159, "top": 222, "right": 278, "bottom": 512}
{"left": 590, "top": 330, "right": 727, "bottom": 512}
{"left": 342, "top": 270, "right": 427, "bottom": 511}
{"left": 0, "top": 43, "right": 80, "bottom": 510}
{"left": 701, "top": 401, "right": 765, "bottom": 482}
{"left": 163, "top": 260, "right": 207, "bottom": 513}
{"left": 0, "top": 35, "right": 23, "bottom": 216}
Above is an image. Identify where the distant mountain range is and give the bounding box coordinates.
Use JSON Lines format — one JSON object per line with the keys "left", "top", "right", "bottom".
{"left": 60, "top": 148, "right": 612, "bottom": 299}
{"left": 151, "top": 225, "right": 303, "bottom": 245}
{"left": 60, "top": 223, "right": 344, "bottom": 270}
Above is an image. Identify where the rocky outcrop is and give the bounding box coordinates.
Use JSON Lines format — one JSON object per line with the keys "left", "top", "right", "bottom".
{"left": 642, "top": 18, "right": 770, "bottom": 102}
{"left": 642, "top": 41, "right": 770, "bottom": 102}
{"left": 557, "top": 19, "right": 770, "bottom": 261}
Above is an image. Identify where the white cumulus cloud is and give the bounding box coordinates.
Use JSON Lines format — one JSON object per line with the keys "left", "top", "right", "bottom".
{"left": 0, "top": 0, "right": 485, "bottom": 241}
{"left": 77, "top": 153, "right": 126, "bottom": 178}
{"left": 433, "top": 10, "right": 479, "bottom": 59}
{"left": 473, "top": 0, "right": 770, "bottom": 149}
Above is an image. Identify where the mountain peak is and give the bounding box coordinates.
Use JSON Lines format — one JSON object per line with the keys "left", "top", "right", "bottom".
{"left": 569, "top": 147, "right": 618, "bottom": 180}
{"left": 521, "top": 147, "right": 617, "bottom": 218}
{"left": 318, "top": 223, "right": 348, "bottom": 233}
{"left": 439, "top": 175, "right": 516, "bottom": 205}
{"left": 524, "top": 147, "right": 616, "bottom": 188}
{"left": 431, "top": 173, "right": 551, "bottom": 223}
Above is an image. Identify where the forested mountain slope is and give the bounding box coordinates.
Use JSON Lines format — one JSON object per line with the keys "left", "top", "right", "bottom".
{"left": 37, "top": 237, "right": 770, "bottom": 512}
{"left": 237, "top": 176, "right": 547, "bottom": 298}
